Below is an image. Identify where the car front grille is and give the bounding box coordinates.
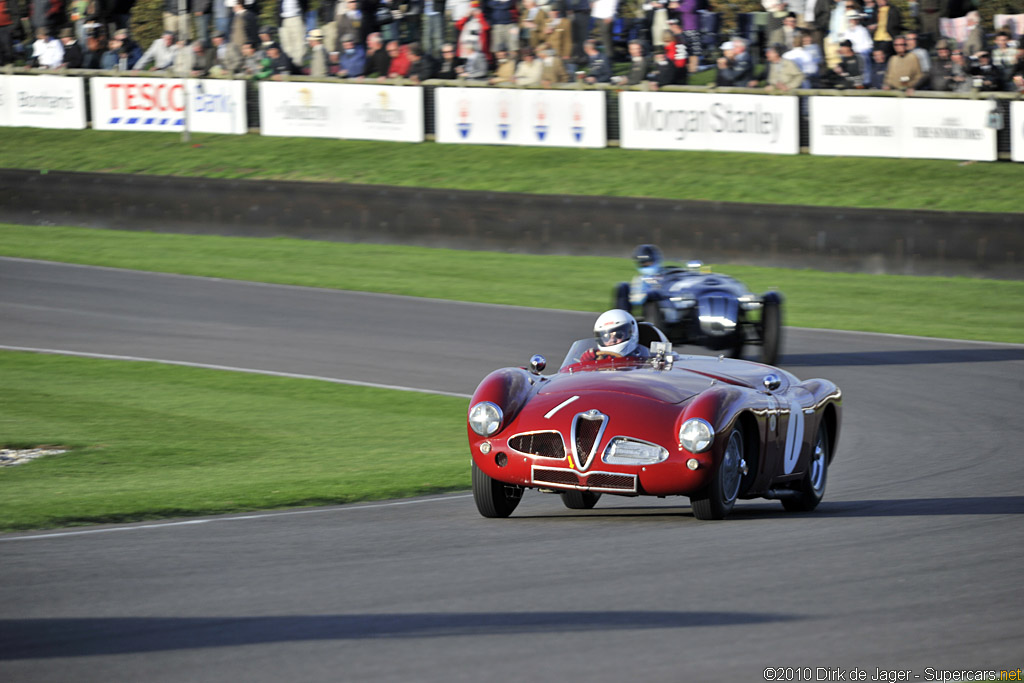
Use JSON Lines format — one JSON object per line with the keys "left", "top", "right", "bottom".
{"left": 532, "top": 467, "right": 638, "bottom": 493}
{"left": 508, "top": 432, "right": 565, "bottom": 459}
{"left": 572, "top": 410, "right": 607, "bottom": 471}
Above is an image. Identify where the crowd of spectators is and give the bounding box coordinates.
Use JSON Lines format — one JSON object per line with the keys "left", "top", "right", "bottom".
{"left": 0, "top": 0, "right": 1021, "bottom": 93}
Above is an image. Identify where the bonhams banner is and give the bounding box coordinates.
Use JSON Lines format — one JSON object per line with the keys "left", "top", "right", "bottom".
{"left": 0, "top": 75, "right": 86, "bottom": 129}
{"left": 260, "top": 81, "right": 423, "bottom": 142}
{"left": 618, "top": 91, "right": 798, "bottom": 154}
{"left": 434, "top": 87, "right": 606, "bottom": 148}
{"left": 810, "top": 96, "right": 996, "bottom": 162}
{"left": 91, "top": 77, "right": 246, "bottom": 133}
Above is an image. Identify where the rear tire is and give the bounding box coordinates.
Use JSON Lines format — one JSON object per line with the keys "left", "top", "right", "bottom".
{"left": 761, "top": 298, "right": 782, "bottom": 366}
{"left": 691, "top": 426, "right": 744, "bottom": 520}
{"left": 643, "top": 300, "right": 663, "bottom": 330}
{"left": 782, "top": 421, "right": 829, "bottom": 512}
{"left": 560, "top": 490, "right": 602, "bottom": 510}
{"left": 472, "top": 462, "right": 523, "bottom": 518}
{"left": 614, "top": 282, "right": 631, "bottom": 313}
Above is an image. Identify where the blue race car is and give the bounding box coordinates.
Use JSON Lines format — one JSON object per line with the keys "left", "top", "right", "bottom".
{"left": 613, "top": 245, "right": 783, "bottom": 365}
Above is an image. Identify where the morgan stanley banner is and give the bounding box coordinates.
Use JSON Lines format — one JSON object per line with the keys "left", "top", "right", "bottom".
{"left": 619, "top": 91, "right": 799, "bottom": 154}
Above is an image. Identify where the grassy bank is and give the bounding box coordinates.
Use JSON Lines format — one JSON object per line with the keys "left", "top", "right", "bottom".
{"left": 2, "top": 129, "right": 1022, "bottom": 213}
{"left": 2, "top": 223, "right": 1022, "bottom": 343}
{"left": 0, "top": 351, "right": 468, "bottom": 532}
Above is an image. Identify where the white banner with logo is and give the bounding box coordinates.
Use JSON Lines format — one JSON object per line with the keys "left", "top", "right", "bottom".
{"left": 185, "top": 79, "right": 247, "bottom": 134}
{"left": 810, "top": 96, "right": 996, "bottom": 161}
{"left": 260, "top": 81, "right": 423, "bottom": 142}
{"left": 619, "top": 91, "right": 798, "bottom": 154}
{"left": 91, "top": 77, "right": 187, "bottom": 131}
{"left": 0, "top": 75, "right": 86, "bottom": 129}
{"left": 1012, "top": 102, "right": 1024, "bottom": 164}
{"left": 91, "top": 77, "right": 246, "bottom": 133}
{"left": 434, "top": 87, "right": 606, "bottom": 148}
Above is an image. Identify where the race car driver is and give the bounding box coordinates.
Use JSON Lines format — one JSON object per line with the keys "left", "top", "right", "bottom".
{"left": 580, "top": 309, "right": 651, "bottom": 362}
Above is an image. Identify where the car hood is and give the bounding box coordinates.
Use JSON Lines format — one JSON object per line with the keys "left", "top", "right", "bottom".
{"left": 540, "top": 367, "right": 709, "bottom": 404}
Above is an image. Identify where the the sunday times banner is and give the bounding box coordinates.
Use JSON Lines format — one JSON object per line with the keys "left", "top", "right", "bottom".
{"left": 618, "top": 91, "right": 798, "bottom": 154}
{"left": 260, "top": 81, "right": 423, "bottom": 141}
{"left": 810, "top": 96, "right": 995, "bottom": 161}
{"left": 434, "top": 87, "right": 606, "bottom": 148}
{"left": 0, "top": 75, "right": 86, "bottom": 129}
{"left": 1013, "top": 102, "right": 1024, "bottom": 163}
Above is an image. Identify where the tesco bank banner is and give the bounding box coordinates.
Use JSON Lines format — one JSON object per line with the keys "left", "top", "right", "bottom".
{"left": 91, "top": 77, "right": 246, "bottom": 134}
{"left": 434, "top": 87, "right": 606, "bottom": 148}
{"left": 810, "top": 96, "right": 995, "bottom": 162}
{"left": 1013, "top": 102, "right": 1024, "bottom": 163}
{"left": 619, "top": 91, "right": 798, "bottom": 154}
{"left": 260, "top": 82, "right": 423, "bottom": 142}
{"left": 0, "top": 75, "right": 86, "bottom": 129}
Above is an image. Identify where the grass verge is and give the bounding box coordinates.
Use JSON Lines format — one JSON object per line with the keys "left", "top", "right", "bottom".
{"left": 2, "top": 128, "right": 1022, "bottom": 213}
{"left": 0, "top": 351, "right": 469, "bottom": 532}
{"left": 2, "top": 223, "right": 1022, "bottom": 343}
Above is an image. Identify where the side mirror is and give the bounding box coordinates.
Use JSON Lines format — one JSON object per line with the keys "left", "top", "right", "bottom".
{"left": 763, "top": 374, "right": 781, "bottom": 392}
{"left": 529, "top": 355, "right": 547, "bottom": 375}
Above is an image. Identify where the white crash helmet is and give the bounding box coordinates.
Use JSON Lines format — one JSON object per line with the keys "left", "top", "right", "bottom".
{"left": 593, "top": 309, "right": 639, "bottom": 357}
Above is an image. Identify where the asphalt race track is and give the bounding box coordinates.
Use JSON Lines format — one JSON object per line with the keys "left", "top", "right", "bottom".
{"left": 1, "top": 257, "right": 1022, "bottom": 682}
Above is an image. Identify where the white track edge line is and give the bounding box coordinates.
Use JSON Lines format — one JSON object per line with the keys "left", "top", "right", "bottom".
{"left": 0, "top": 344, "right": 472, "bottom": 400}
{"left": 0, "top": 494, "right": 474, "bottom": 542}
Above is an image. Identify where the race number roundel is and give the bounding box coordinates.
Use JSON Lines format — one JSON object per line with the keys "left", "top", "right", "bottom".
{"left": 783, "top": 397, "right": 804, "bottom": 475}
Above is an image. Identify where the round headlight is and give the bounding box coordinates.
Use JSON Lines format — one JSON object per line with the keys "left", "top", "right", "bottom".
{"left": 679, "top": 418, "right": 714, "bottom": 453}
{"left": 469, "top": 401, "right": 503, "bottom": 437}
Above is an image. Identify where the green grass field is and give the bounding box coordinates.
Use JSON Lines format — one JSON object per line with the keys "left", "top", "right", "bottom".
{"left": 2, "top": 223, "right": 1022, "bottom": 343}
{"left": 0, "top": 352, "right": 468, "bottom": 532}
{"left": 2, "top": 128, "right": 1022, "bottom": 213}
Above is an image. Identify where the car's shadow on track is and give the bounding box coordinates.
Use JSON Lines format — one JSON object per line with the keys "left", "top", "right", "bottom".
{"left": 0, "top": 610, "right": 801, "bottom": 658}
{"left": 517, "top": 496, "right": 1024, "bottom": 521}
{"left": 778, "top": 348, "right": 1024, "bottom": 368}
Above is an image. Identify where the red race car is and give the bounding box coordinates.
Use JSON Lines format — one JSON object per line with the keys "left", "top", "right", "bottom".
{"left": 467, "top": 324, "right": 842, "bottom": 520}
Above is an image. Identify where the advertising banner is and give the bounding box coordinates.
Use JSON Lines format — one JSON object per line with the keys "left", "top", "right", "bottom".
{"left": 0, "top": 75, "right": 86, "bottom": 129}
{"left": 434, "top": 87, "right": 606, "bottom": 148}
{"left": 1012, "top": 102, "right": 1024, "bottom": 164}
{"left": 260, "top": 81, "right": 423, "bottom": 142}
{"left": 619, "top": 91, "right": 799, "bottom": 154}
{"left": 185, "top": 78, "right": 247, "bottom": 134}
{"left": 809, "top": 96, "right": 901, "bottom": 158}
{"left": 810, "top": 96, "right": 996, "bottom": 162}
{"left": 91, "top": 77, "right": 186, "bottom": 131}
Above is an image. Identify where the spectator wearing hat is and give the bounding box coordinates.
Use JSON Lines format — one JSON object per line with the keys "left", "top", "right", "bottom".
{"left": 929, "top": 40, "right": 969, "bottom": 92}
{"left": 133, "top": 29, "right": 179, "bottom": 70}
{"left": 31, "top": 27, "right": 64, "bottom": 68}
{"left": 59, "top": 26, "right": 84, "bottom": 68}
{"left": 306, "top": 27, "right": 329, "bottom": 75}
{"left": 715, "top": 37, "right": 753, "bottom": 87}
{"left": 821, "top": 39, "right": 865, "bottom": 88}
{"left": 261, "top": 41, "right": 301, "bottom": 77}
{"left": 229, "top": 0, "right": 258, "bottom": 50}
{"left": 337, "top": 32, "right": 365, "bottom": 76}
{"left": 277, "top": 0, "right": 308, "bottom": 65}
{"left": 844, "top": 11, "right": 873, "bottom": 65}
{"left": 969, "top": 50, "right": 1004, "bottom": 91}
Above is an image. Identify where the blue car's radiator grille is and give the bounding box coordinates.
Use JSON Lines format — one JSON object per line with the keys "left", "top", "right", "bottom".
{"left": 508, "top": 432, "right": 565, "bottom": 459}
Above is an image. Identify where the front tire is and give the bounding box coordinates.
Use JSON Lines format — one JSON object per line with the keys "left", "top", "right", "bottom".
{"left": 691, "top": 426, "right": 744, "bottom": 520}
{"left": 560, "top": 490, "right": 602, "bottom": 510}
{"left": 782, "top": 421, "right": 829, "bottom": 512}
{"left": 472, "top": 462, "right": 524, "bottom": 518}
